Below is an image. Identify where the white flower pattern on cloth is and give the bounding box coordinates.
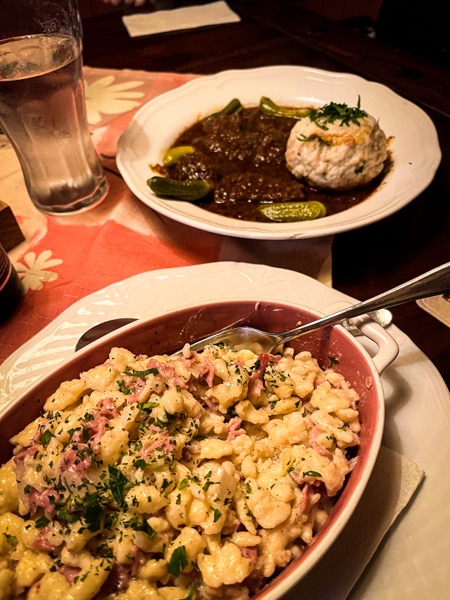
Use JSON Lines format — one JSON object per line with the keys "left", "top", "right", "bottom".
{"left": 15, "top": 251, "right": 63, "bottom": 292}
{"left": 85, "top": 76, "right": 146, "bottom": 124}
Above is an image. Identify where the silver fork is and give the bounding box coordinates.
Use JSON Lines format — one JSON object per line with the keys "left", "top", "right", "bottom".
{"left": 185, "top": 262, "right": 450, "bottom": 354}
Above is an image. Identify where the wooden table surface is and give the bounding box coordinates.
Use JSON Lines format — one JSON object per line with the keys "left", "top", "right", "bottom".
{"left": 80, "top": 0, "right": 450, "bottom": 386}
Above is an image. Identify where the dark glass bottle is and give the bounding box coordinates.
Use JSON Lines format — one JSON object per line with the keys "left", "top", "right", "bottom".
{"left": 0, "top": 243, "right": 24, "bottom": 323}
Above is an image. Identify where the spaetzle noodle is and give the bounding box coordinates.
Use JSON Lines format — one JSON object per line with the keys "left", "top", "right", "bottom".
{"left": 0, "top": 344, "right": 361, "bottom": 599}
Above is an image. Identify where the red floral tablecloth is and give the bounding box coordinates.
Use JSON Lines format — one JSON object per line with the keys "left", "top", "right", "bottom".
{"left": 0, "top": 67, "right": 333, "bottom": 364}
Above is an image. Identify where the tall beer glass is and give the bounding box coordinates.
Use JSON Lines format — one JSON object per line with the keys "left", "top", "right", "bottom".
{"left": 0, "top": 0, "right": 108, "bottom": 215}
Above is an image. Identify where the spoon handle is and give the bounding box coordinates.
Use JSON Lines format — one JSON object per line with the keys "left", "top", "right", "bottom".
{"left": 278, "top": 262, "right": 450, "bottom": 344}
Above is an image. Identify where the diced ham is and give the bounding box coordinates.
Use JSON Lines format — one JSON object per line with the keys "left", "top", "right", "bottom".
{"left": 298, "top": 483, "right": 311, "bottom": 513}
{"left": 248, "top": 377, "right": 264, "bottom": 397}
{"left": 183, "top": 443, "right": 200, "bottom": 461}
{"left": 101, "top": 563, "right": 131, "bottom": 595}
{"left": 200, "top": 395, "right": 220, "bottom": 414}
{"left": 28, "top": 488, "right": 57, "bottom": 516}
{"left": 309, "top": 426, "right": 332, "bottom": 458}
{"left": 314, "top": 377, "right": 325, "bottom": 388}
{"left": 147, "top": 358, "right": 175, "bottom": 380}
{"left": 13, "top": 445, "right": 40, "bottom": 465}
{"left": 315, "top": 446, "right": 332, "bottom": 458}
{"left": 227, "top": 417, "right": 246, "bottom": 440}
{"left": 59, "top": 566, "right": 82, "bottom": 583}
{"left": 128, "top": 377, "right": 147, "bottom": 404}
{"left": 32, "top": 527, "right": 62, "bottom": 552}
{"left": 13, "top": 445, "right": 40, "bottom": 480}
{"left": 178, "top": 356, "right": 197, "bottom": 368}
{"left": 130, "top": 547, "right": 146, "bottom": 576}
{"left": 60, "top": 445, "right": 92, "bottom": 480}
{"left": 289, "top": 471, "right": 303, "bottom": 486}
{"left": 173, "top": 375, "right": 188, "bottom": 390}
{"left": 241, "top": 546, "right": 258, "bottom": 564}
{"left": 61, "top": 409, "right": 112, "bottom": 475}
{"left": 143, "top": 357, "right": 190, "bottom": 390}
{"left": 112, "top": 563, "right": 132, "bottom": 591}
{"left": 97, "top": 398, "right": 120, "bottom": 419}
{"left": 76, "top": 411, "right": 109, "bottom": 452}
{"left": 201, "top": 358, "right": 215, "bottom": 388}
{"left": 141, "top": 433, "right": 176, "bottom": 458}
{"left": 248, "top": 353, "right": 279, "bottom": 397}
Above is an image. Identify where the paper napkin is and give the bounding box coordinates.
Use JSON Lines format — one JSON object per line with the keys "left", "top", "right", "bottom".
{"left": 122, "top": 1, "right": 241, "bottom": 38}
{"left": 417, "top": 296, "right": 450, "bottom": 328}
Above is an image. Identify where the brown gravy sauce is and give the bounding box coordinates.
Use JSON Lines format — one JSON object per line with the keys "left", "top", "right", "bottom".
{"left": 157, "top": 107, "right": 391, "bottom": 223}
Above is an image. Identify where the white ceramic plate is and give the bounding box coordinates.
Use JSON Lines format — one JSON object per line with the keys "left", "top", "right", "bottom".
{"left": 116, "top": 65, "right": 441, "bottom": 240}
{"left": 0, "top": 262, "right": 448, "bottom": 598}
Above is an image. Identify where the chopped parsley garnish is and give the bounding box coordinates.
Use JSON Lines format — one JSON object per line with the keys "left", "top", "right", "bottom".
{"left": 303, "top": 470, "right": 322, "bottom": 478}
{"left": 116, "top": 380, "right": 131, "bottom": 394}
{"left": 82, "top": 426, "right": 90, "bottom": 443}
{"left": 56, "top": 509, "right": 79, "bottom": 524}
{"left": 104, "top": 512, "right": 118, "bottom": 530}
{"left": 161, "top": 478, "right": 172, "bottom": 490}
{"left": 168, "top": 545, "right": 188, "bottom": 576}
{"left": 82, "top": 493, "right": 105, "bottom": 532}
{"left": 308, "top": 97, "right": 367, "bottom": 130}
{"left": 213, "top": 508, "right": 222, "bottom": 522}
{"left": 124, "top": 367, "right": 159, "bottom": 377}
{"left": 140, "top": 401, "right": 159, "bottom": 411}
{"left": 40, "top": 430, "right": 53, "bottom": 445}
{"left": 132, "top": 458, "right": 147, "bottom": 470}
{"left": 202, "top": 481, "right": 213, "bottom": 491}
{"left": 178, "top": 478, "right": 189, "bottom": 490}
{"left": 34, "top": 516, "right": 50, "bottom": 529}
{"left": 108, "top": 465, "right": 133, "bottom": 508}
{"left": 125, "top": 515, "right": 157, "bottom": 539}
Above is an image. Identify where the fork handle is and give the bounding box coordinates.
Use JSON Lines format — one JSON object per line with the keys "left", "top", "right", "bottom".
{"left": 278, "top": 262, "right": 450, "bottom": 344}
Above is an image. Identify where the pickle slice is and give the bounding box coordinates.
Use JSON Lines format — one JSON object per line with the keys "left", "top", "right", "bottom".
{"left": 163, "top": 146, "right": 196, "bottom": 166}
{"left": 206, "top": 98, "right": 243, "bottom": 119}
{"left": 258, "top": 201, "right": 326, "bottom": 222}
{"left": 147, "top": 176, "right": 212, "bottom": 201}
{"left": 259, "top": 97, "right": 311, "bottom": 119}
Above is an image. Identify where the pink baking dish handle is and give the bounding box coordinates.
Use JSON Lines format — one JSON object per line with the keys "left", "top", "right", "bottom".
{"left": 350, "top": 315, "right": 399, "bottom": 374}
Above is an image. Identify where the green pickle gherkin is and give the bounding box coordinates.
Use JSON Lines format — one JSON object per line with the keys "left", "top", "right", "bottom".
{"left": 147, "top": 176, "right": 212, "bottom": 201}
{"left": 162, "top": 146, "right": 196, "bottom": 166}
{"left": 257, "top": 201, "right": 326, "bottom": 222}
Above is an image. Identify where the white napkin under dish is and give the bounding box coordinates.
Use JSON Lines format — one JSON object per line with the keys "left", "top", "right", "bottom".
{"left": 122, "top": 1, "right": 241, "bottom": 38}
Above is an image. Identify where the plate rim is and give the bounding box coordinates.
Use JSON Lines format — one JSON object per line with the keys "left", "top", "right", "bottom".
{"left": 116, "top": 65, "right": 442, "bottom": 240}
